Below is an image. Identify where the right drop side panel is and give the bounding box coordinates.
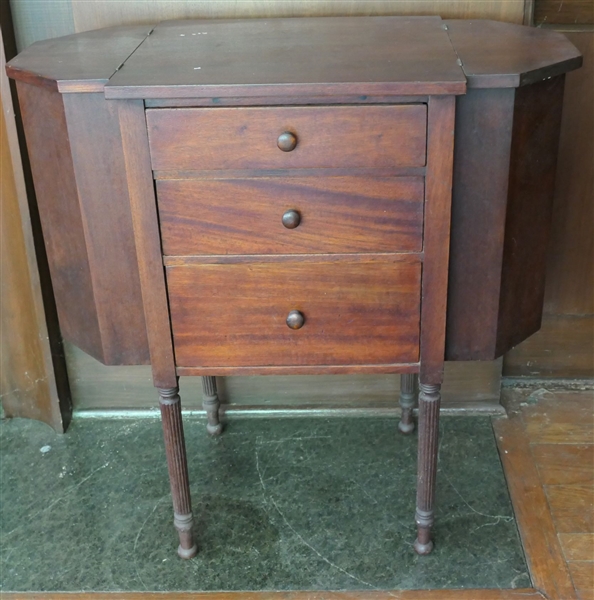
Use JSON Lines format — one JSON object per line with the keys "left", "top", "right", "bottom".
{"left": 495, "top": 75, "right": 566, "bottom": 356}
{"left": 446, "top": 87, "right": 515, "bottom": 361}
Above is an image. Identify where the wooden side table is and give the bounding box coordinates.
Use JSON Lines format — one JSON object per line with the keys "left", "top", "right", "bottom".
{"left": 7, "top": 16, "right": 581, "bottom": 559}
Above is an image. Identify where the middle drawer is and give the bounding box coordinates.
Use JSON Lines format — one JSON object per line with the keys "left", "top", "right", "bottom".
{"left": 158, "top": 177, "right": 424, "bottom": 255}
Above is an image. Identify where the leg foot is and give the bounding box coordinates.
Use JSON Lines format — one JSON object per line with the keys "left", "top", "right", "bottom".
{"left": 175, "top": 512, "right": 198, "bottom": 559}
{"left": 398, "top": 373, "right": 417, "bottom": 434}
{"left": 413, "top": 382, "right": 441, "bottom": 555}
{"left": 202, "top": 376, "right": 223, "bottom": 436}
{"left": 159, "top": 386, "right": 197, "bottom": 558}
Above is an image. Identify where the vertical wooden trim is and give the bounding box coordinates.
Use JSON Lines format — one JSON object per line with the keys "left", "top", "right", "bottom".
{"left": 494, "top": 416, "right": 577, "bottom": 600}
{"left": 523, "top": 0, "right": 535, "bottom": 26}
{"left": 420, "top": 95, "right": 456, "bottom": 384}
{"left": 117, "top": 99, "right": 176, "bottom": 388}
{"left": 0, "top": 28, "right": 70, "bottom": 432}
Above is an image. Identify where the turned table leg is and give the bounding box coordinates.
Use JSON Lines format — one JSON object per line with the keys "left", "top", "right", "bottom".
{"left": 413, "top": 382, "right": 441, "bottom": 555}
{"left": 202, "top": 376, "right": 223, "bottom": 436}
{"left": 158, "top": 386, "right": 198, "bottom": 559}
{"left": 398, "top": 373, "right": 417, "bottom": 434}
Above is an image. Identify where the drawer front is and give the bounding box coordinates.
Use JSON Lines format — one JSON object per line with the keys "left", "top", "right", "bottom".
{"left": 146, "top": 105, "right": 427, "bottom": 171}
{"left": 167, "top": 259, "right": 421, "bottom": 367}
{"left": 158, "top": 177, "right": 424, "bottom": 255}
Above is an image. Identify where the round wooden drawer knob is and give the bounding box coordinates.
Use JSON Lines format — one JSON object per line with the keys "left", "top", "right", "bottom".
{"left": 286, "top": 310, "right": 305, "bottom": 330}
{"left": 282, "top": 209, "right": 301, "bottom": 229}
{"left": 277, "top": 131, "right": 298, "bottom": 152}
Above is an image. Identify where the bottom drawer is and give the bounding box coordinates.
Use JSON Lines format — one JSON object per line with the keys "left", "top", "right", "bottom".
{"left": 167, "top": 259, "right": 421, "bottom": 368}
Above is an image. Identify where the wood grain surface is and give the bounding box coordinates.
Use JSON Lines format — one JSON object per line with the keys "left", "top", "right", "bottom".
{"left": 106, "top": 17, "right": 465, "bottom": 98}
{"left": 167, "top": 259, "right": 421, "bottom": 369}
{"left": 6, "top": 24, "right": 152, "bottom": 92}
{"left": 445, "top": 87, "right": 515, "bottom": 361}
{"left": 117, "top": 100, "right": 177, "bottom": 388}
{"left": 146, "top": 105, "right": 427, "bottom": 171}
{"left": 157, "top": 177, "right": 424, "bottom": 256}
{"left": 494, "top": 415, "right": 577, "bottom": 600}
{"left": 419, "top": 96, "right": 455, "bottom": 384}
{"left": 445, "top": 19, "right": 582, "bottom": 88}
{"left": 16, "top": 81, "right": 103, "bottom": 359}
{"left": 62, "top": 92, "right": 149, "bottom": 365}
{"left": 495, "top": 76, "right": 566, "bottom": 357}
{"left": 516, "top": 389, "right": 594, "bottom": 600}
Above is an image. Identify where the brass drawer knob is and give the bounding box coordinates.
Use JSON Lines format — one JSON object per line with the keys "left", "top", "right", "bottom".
{"left": 286, "top": 310, "right": 305, "bottom": 330}
{"left": 277, "top": 131, "right": 298, "bottom": 152}
{"left": 282, "top": 209, "right": 301, "bottom": 229}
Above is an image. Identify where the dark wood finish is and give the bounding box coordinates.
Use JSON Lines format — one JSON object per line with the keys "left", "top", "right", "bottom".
{"left": 155, "top": 167, "right": 426, "bottom": 179}
{"left": 158, "top": 386, "right": 197, "bottom": 559}
{"left": 201, "top": 376, "right": 222, "bottom": 436}
{"left": 166, "top": 258, "right": 421, "bottom": 369}
{"left": 105, "top": 17, "right": 466, "bottom": 99}
{"left": 494, "top": 419, "right": 577, "bottom": 599}
{"left": 15, "top": 83, "right": 150, "bottom": 366}
{"left": 145, "top": 95, "right": 429, "bottom": 108}
{"left": 445, "top": 87, "right": 515, "bottom": 361}
{"left": 146, "top": 105, "right": 427, "bottom": 171}
{"left": 177, "top": 364, "right": 420, "bottom": 377}
{"left": 117, "top": 100, "right": 176, "bottom": 389}
{"left": 62, "top": 93, "right": 149, "bottom": 365}
{"left": 495, "top": 76, "right": 566, "bottom": 356}
{"left": 5, "top": 15, "right": 583, "bottom": 565}
{"left": 16, "top": 82, "right": 103, "bottom": 360}
{"left": 157, "top": 177, "right": 424, "bottom": 256}
{"left": 535, "top": 1, "right": 594, "bottom": 25}
{"left": 164, "top": 253, "right": 421, "bottom": 266}
{"left": 6, "top": 25, "right": 153, "bottom": 92}
{"left": 414, "top": 383, "right": 442, "bottom": 555}
{"left": 419, "top": 96, "right": 455, "bottom": 384}
{"left": 445, "top": 19, "right": 582, "bottom": 88}
{"left": 398, "top": 373, "right": 417, "bottom": 434}
{"left": 446, "top": 76, "right": 568, "bottom": 361}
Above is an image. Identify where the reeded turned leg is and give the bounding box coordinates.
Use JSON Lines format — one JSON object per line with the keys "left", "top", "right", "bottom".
{"left": 398, "top": 373, "right": 417, "bottom": 434}
{"left": 202, "top": 376, "right": 223, "bottom": 436}
{"left": 158, "top": 386, "right": 197, "bottom": 559}
{"left": 413, "top": 382, "right": 441, "bottom": 555}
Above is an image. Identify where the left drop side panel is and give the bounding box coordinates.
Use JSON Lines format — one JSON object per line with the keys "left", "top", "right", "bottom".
{"left": 16, "top": 82, "right": 150, "bottom": 365}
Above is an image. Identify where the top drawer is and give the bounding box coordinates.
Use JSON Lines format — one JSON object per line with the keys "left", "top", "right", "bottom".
{"left": 146, "top": 105, "right": 427, "bottom": 172}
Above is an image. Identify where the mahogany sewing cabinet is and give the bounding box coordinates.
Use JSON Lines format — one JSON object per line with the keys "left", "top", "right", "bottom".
{"left": 6, "top": 17, "right": 581, "bottom": 559}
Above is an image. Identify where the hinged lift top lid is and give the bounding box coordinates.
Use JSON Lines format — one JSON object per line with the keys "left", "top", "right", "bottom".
{"left": 104, "top": 16, "right": 467, "bottom": 99}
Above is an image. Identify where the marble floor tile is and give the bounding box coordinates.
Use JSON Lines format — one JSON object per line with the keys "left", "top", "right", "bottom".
{"left": 0, "top": 415, "right": 529, "bottom": 592}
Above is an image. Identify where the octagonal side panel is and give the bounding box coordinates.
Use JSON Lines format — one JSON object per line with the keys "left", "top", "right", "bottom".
{"left": 495, "top": 75, "right": 566, "bottom": 356}
{"left": 62, "top": 93, "right": 150, "bottom": 365}
{"left": 16, "top": 81, "right": 103, "bottom": 360}
{"left": 445, "top": 87, "right": 515, "bottom": 361}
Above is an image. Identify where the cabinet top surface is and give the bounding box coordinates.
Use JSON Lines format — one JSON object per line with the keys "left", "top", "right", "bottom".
{"left": 6, "top": 17, "right": 582, "bottom": 97}
{"left": 105, "top": 16, "right": 465, "bottom": 99}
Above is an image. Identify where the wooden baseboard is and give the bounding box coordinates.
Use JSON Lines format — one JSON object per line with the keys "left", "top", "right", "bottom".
{"left": 503, "top": 314, "right": 594, "bottom": 379}
{"left": 65, "top": 342, "right": 503, "bottom": 412}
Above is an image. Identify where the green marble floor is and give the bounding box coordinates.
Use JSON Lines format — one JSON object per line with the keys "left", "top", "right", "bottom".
{"left": 0, "top": 415, "right": 529, "bottom": 592}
